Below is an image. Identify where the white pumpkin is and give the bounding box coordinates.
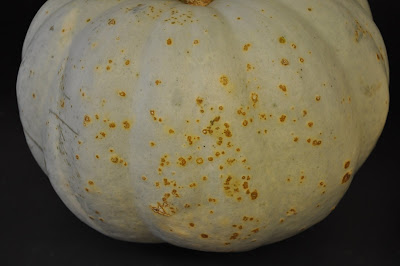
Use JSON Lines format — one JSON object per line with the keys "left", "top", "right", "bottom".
{"left": 17, "top": 0, "right": 389, "bottom": 252}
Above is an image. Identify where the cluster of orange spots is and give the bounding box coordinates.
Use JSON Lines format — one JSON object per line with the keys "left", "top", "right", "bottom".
{"left": 149, "top": 109, "right": 163, "bottom": 122}
{"left": 110, "top": 154, "right": 127, "bottom": 166}
{"left": 279, "top": 115, "right": 287, "bottom": 122}
{"left": 247, "top": 63, "right": 255, "bottom": 71}
{"left": 95, "top": 131, "right": 106, "bottom": 140}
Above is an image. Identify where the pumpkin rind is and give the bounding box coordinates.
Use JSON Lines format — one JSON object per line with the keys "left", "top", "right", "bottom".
{"left": 17, "top": 0, "right": 389, "bottom": 252}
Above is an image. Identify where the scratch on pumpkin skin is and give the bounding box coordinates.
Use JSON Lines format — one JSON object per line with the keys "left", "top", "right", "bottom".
{"left": 49, "top": 109, "right": 79, "bottom": 135}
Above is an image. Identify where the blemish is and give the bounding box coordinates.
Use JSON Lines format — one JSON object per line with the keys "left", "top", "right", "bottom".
{"left": 122, "top": 121, "right": 131, "bottom": 129}
{"left": 155, "top": 80, "right": 162, "bottom": 85}
{"left": 75, "top": 155, "right": 80, "bottom": 160}
{"left": 279, "top": 84, "right": 287, "bottom": 92}
{"left": 250, "top": 190, "right": 258, "bottom": 200}
{"left": 83, "top": 115, "right": 91, "bottom": 125}
{"left": 125, "top": 60, "right": 130, "bottom": 65}
{"left": 243, "top": 43, "right": 251, "bottom": 51}
{"left": 220, "top": 75, "right": 229, "bottom": 86}
{"left": 119, "top": 91, "right": 126, "bottom": 97}
{"left": 281, "top": 58, "right": 290, "bottom": 66}
{"left": 166, "top": 38, "right": 173, "bottom": 45}
{"left": 108, "top": 18, "right": 116, "bottom": 25}
{"left": 344, "top": 161, "right": 351, "bottom": 169}
{"left": 196, "top": 158, "right": 204, "bottom": 164}
{"left": 308, "top": 122, "right": 314, "bottom": 128}
{"left": 342, "top": 172, "right": 351, "bottom": 184}
{"left": 251, "top": 93, "right": 259, "bottom": 106}
{"left": 279, "top": 115, "right": 287, "bottom": 122}
{"left": 110, "top": 155, "right": 119, "bottom": 163}
{"left": 201, "top": 234, "right": 209, "bottom": 238}
{"left": 193, "top": 40, "right": 199, "bottom": 45}
{"left": 279, "top": 36, "right": 286, "bottom": 44}
{"left": 109, "top": 122, "right": 116, "bottom": 128}
{"left": 316, "top": 95, "right": 321, "bottom": 101}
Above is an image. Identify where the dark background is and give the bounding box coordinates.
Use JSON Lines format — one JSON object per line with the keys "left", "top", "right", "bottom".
{"left": 1, "top": 1, "right": 398, "bottom": 265}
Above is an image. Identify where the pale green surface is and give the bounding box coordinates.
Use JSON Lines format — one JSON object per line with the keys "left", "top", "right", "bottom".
{"left": 17, "top": 0, "right": 388, "bottom": 252}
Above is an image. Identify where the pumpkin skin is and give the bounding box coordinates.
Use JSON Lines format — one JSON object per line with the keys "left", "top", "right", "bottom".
{"left": 17, "top": 0, "right": 389, "bottom": 252}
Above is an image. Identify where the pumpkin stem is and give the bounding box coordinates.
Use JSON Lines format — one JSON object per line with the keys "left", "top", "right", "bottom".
{"left": 180, "top": 0, "right": 213, "bottom": 6}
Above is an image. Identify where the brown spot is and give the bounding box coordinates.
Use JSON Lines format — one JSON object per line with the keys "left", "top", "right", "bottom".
{"left": 220, "top": 75, "right": 229, "bottom": 86}
{"left": 196, "top": 158, "right": 204, "bottom": 164}
{"left": 242, "top": 120, "right": 248, "bottom": 126}
{"left": 308, "top": 122, "right": 314, "bottom": 128}
{"left": 108, "top": 18, "right": 116, "bottom": 25}
{"left": 125, "top": 60, "right": 130, "bottom": 65}
{"left": 119, "top": 91, "right": 126, "bottom": 97}
{"left": 83, "top": 115, "right": 91, "bottom": 125}
{"left": 224, "top": 129, "right": 232, "bottom": 137}
{"left": 294, "top": 137, "right": 299, "bottom": 142}
{"left": 252, "top": 228, "right": 260, "bottom": 233}
{"left": 201, "top": 234, "right": 208, "bottom": 238}
{"left": 196, "top": 97, "right": 203, "bottom": 105}
{"left": 279, "top": 84, "right": 287, "bottom": 92}
{"left": 230, "top": 233, "right": 239, "bottom": 240}
{"left": 75, "top": 155, "right": 80, "bottom": 160}
{"left": 344, "top": 161, "right": 351, "bottom": 169}
{"left": 299, "top": 57, "right": 305, "bottom": 63}
{"left": 280, "top": 115, "right": 287, "bottom": 122}
{"left": 243, "top": 43, "right": 251, "bottom": 51}
{"left": 122, "top": 121, "right": 130, "bottom": 129}
{"left": 281, "top": 58, "right": 290, "bottom": 66}
{"left": 169, "top": 129, "right": 175, "bottom": 134}
{"left": 342, "top": 172, "right": 352, "bottom": 184}
{"left": 109, "top": 122, "right": 116, "bottom": 128}
{"left": 279, "top": 36, "right": 286, "bottom": 44}
{"left": 316, "top": 95, "right": 321, "bottom": 101}
{"left": 193, "top": 39, "right": 199, "bottom": 45}
{"left": 251, "top": 93, "right": 258, "bottom": 106}
{"left": 166, "top": 38, "right": 172, "bottom": 45}
{"left": 178, "top": 157, "right": 187, "bottom": 166}
{"left": 88, "top": 180, "right": 94, "bottom": 185}
{"left": 250, "top": 190, "right": 258, "bottom": 200}
{"left": 110, "top": 155, "right": 119, "bottom": 163}
{"left": 312, "top": 140, "right": 322, "bottom": 146}
{"left": 189, "top": 223, "right": 195, "bottom": 227}
{"left": 155, "top": 80, "right": 162, "bottom": 85}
